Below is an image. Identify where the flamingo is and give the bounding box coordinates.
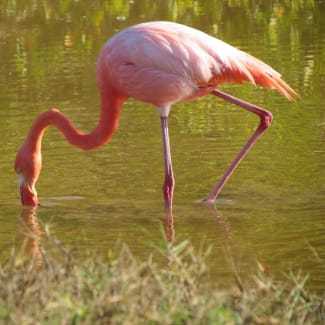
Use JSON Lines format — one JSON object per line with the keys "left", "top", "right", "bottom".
{"left": 14, "top": 21, "right": 297, "bottom": 211}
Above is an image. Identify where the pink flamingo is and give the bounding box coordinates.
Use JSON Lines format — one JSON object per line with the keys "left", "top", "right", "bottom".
{"left": 14, "top": 21, "right": 297, "bottom": 211}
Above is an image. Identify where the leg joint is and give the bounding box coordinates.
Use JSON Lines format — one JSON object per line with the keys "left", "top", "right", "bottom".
{"left": 260, "top": 110, "right": 273, "bottom": 129}
{"left": 163, "top": 174, "right": 175, "bottom": 195}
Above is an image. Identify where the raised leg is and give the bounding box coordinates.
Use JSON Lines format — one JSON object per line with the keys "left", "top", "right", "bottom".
{"left": 161, "top": 116, "right": 175, "bottom": 212}
{"left": 202, "top": 89, "right": 273, "bottom": 203}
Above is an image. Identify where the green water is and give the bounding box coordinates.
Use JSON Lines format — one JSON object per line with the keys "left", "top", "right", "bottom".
{"left": 0, "top": 1, "right": 324, "bottom": 291}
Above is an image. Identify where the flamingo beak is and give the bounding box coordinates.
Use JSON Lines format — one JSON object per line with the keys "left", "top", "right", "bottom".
{"left": 19, "top": 177, "right": 39, "bottom": 207}
{"left": 19, "top": 184, "right": 40, "bottom": 207}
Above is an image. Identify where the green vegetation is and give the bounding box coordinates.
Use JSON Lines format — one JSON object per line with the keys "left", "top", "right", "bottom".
{"left": 0, "top": 228, "right": 323, "bottom": 324}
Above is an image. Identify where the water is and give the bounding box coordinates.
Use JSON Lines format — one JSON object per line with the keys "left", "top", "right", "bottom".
{"left": 0, "top": 1, "right": 324, "bottom": 291}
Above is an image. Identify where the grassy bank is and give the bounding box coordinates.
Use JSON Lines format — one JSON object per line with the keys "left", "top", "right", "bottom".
{"left": 0, "top": 228, "right": 323, "bottom": 324}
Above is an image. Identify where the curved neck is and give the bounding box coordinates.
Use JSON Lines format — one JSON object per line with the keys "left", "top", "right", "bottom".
{"left": 25, "top": 89, "right": 125, "bottom": 152}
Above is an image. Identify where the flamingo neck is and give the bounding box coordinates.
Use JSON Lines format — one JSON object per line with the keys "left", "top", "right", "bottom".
{"left": 25, "top": 89, "right": 125, "bottom": 152}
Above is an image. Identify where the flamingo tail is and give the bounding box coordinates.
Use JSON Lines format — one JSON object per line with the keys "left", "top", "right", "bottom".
{"left": 211, "top": 51, "right": 298, "bottom": 101}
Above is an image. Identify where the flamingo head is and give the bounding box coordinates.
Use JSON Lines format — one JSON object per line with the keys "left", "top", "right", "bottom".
{"left": 14, "top": 145, "right": 41, "bottom": 207}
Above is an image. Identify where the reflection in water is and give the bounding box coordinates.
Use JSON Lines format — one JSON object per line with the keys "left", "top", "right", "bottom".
{"left": 16, "top": 206, "right": 178, "bottom": 268}
{"left": 16, "top": 206, "right": 226, "bottom": 269}
{"left": 164, "top": 213, "right": 175, "bottom": 243}
{"left": 17, "top": 207, "right": 44, "bottom": 266}
{"left": 164, "top": 207, "right": 233, "bottom": 268}
{"left": 164, "top": 213, "right": 175, "bottom": 266}
{"left": 165, "top": 205, "right": 232, "bottom": 243}
{"left": 205, "top": 201, "right": 232, "bottom": 240}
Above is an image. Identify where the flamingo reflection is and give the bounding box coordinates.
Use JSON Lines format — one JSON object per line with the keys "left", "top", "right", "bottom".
{"left": 17, "top": 206, "right": 44, "bottom": 266}
{"left": 206, "top": 201, "right": 233, "bottom": 240}
{"left": 164, "top": 213, "right": 175, "bottom": 243}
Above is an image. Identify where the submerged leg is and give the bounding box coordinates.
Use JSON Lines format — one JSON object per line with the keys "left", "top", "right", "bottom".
{"left": 160, "top": 116, "right": 175, "bottom": 212}
{"left": 202, "top": 89, "right": 273, "bottom": 203}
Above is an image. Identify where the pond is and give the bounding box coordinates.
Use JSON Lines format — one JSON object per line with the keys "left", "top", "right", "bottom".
{"left": 0, "top": 1, "right": 324, "bottom": 292}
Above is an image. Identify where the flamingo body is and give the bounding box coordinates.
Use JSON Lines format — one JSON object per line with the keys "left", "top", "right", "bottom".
{"left": 14, "top": 21, "right": 297, "bottom": 209}
{"left": 99, "top": 21, "right": 294, "bottom": 109}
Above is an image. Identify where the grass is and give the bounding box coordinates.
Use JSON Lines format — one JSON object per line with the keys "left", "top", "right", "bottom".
{"left": 0, "top": 222, "right": 324, "bottom": 324}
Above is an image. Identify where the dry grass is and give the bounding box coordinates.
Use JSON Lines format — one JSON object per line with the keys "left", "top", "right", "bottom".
{"left": 0, "top": 225, "right": 323, "bottom": 325}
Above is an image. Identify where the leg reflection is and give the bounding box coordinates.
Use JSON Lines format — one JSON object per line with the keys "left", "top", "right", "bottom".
{"left": 164, "top": 213, "right": 175, "bottom": 243}
{"left": 206, "top": 201, "right": 232, "bottom": 240}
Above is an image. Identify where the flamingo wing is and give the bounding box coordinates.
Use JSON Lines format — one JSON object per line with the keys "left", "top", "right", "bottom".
{"left": 99, "top": 21, "right": 297, "bottom": 105}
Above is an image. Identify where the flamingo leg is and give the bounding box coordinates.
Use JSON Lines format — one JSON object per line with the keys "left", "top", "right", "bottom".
{"left": 161, "top": 116, "right": 175, "bottom": 212}
{"left": 202, "top": 89, "right": 273, "bottom": 202}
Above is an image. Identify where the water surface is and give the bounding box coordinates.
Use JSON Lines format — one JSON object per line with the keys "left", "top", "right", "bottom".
{"left": 0, "top": 1, "right": 324, "bottom": 291}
